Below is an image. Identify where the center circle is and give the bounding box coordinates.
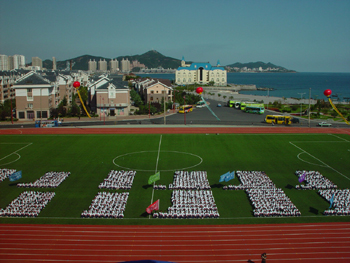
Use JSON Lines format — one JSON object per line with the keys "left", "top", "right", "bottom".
{"left": 112, "top": 151, "right": 203, "bottom": 172}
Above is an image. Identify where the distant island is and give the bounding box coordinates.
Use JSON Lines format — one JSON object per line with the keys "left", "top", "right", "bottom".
{"left": 226, "top": 61, "right": 296, "bottom": 73}
{"left": 41, "top": 50, "right": 296, "bottom": 73}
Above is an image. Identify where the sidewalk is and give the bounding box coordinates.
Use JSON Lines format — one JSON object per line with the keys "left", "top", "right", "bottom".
{"left": 1, "top": 111, "right": 178, "bottom": 125}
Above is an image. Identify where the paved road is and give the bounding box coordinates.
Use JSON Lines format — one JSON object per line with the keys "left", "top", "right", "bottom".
{"left": 1, "top": 98, "right": 348, "bottom": 128}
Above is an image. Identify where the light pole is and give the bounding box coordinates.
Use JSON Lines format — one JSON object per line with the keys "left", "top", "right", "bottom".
{"left": 163, "top": 87, "right": 166, "bottom": 125}
{"left": 298, "top": 92, "right": 305, "bottom": 116}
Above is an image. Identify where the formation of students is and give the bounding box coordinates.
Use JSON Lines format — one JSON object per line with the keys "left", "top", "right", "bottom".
{"left": 295, "top": 170, "right": 337, "bottom": 190}
{"left": 247, "top": 188, "right": 301, "bottom": 217}
{"left": 153, "top": 185, "right": 167, "bottom": 190}
{"left": 224, "top": 171, "right": 300, "bottom": 217}
{"left": 17, "top": 171, "right": 71, "bottom": 188}
{"left": 168, "top": 171, "right": 211, "bottom": 190}
{"left": 153, "top": 190, "right": 219, "bottom": 219}
{"left": 81, "top": 192, "right": 129, "bottom": 219}
{"left": 0, "top": 169, "right": 16, "bottom": 182}
{"left": 319, "top": 189, "right": 350, "bottom": 216}
{"left": 98, "top": 170, "right": 136, "bottom": 190}
{"left": 0, "top": 191, "right": 55, "bottom": 217}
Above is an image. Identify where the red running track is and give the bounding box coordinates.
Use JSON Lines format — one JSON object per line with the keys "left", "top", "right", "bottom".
{"left": 0, "top": 223, "right": 350, "bottom": 263}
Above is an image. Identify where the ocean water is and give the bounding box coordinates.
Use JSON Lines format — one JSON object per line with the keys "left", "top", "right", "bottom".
{"left": 138, "top": 72, "right": 350, "bottom": 101}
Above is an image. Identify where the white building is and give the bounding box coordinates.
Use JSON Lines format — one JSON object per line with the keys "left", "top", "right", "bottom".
{"left": 175, "top": 57, "right": 227, "bottom": 86}
{"left": 109, "top": 59, "right": 119, "bottom": 73}
{"left": 0, "top": 55, "right": 9, "bottom": 70}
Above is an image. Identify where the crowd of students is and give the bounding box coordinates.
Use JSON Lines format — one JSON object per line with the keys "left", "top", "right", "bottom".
{"left": 319, "top": 189, "right": 350, "bottom": 216}
{"left": 98, "top": 170, "right": 136, "bottom": 190}
{"left": 17, "top": 171, "right": 71, "bottom": 188}
{"left": 0, "top": 169, "right": 16, "bottom": 182}
{"left": 168, "top": 171, "right": 211, "bottom": 190}
{"left": 153, "top": 185, "right": 167, "bottom": 190}
{"left": 153, "top": 189, "right": 219, "bottom": 219}
{"left": 247, "top": 188, "right": 301, "bottom": 217}
{"left": 0, "top": 191, "right": 55, "bottom": 217}
{"left": 223, "top": 171, "right": 301, "bottom": 217}
{"left": 81, "top": 192, "right": 129, "bottom": 219}
{"left": 295, "top": 170, "right": 337, "bottom": 190}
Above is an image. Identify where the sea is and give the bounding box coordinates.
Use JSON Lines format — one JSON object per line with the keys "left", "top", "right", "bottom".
{"left": 138, "top": 72, "right": 350, "bottom": 101}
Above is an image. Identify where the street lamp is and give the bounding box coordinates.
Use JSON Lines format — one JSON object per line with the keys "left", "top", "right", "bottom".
{"left": 298, "top": 92, "right": 305, "bottom": 116}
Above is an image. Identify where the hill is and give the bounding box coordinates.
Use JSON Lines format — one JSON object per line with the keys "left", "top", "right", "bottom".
{"left": 42, "top": 50, "right": 181, "bottom": 70}
{"left": 226, "top": 61, "right": 296, "bottom": 72}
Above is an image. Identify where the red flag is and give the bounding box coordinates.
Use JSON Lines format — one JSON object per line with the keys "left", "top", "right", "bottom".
{"left": 146, "top": 199, "right": 159, "bottom": 214}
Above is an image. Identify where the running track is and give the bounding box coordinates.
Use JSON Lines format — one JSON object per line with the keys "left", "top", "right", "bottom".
{"left": 1, "top": 223, "right": 350, "bottom": 262}
{"left": 1, "top": 126, "right": 350, "bottom": 262}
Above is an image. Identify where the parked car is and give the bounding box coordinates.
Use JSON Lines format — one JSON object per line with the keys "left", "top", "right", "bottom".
{"left": 217, "top": 103, "right": 222, "bottom": 107}
{"left": 318, "top": 121, "right": 332, "bottom": 127}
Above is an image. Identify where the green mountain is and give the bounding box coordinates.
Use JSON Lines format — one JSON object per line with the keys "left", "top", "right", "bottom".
{"left": 226, "top": 61, "right": 295, "bottom": 72}
{"left": 42, "top": 50, "right": 181, "bottom": 70}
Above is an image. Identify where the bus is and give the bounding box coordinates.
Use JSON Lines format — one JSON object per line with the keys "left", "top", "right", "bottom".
{"left": 35, "top": 120, "right": 59, "bottom": 128}
{"left": 178, "top": 105, "right": 193, "bottom": 113}
{"left": 245, "top": 105, "right": 265, "bottom": 114}
{"left": 244, "top": 103, "right": 265, "bottom": 114}
{"left": 265, "top": 115, "right": 292, "bottom": 125}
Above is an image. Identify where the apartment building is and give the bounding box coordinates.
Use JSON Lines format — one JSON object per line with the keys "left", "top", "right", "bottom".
{"left": 132, "top": 78, "right": 173, "bottom": 104}
{"left": 13, "top": 71, "right": 54, "bottom": 120}
{"left": 88, "top": 75, "right": 130, "bottom": 117}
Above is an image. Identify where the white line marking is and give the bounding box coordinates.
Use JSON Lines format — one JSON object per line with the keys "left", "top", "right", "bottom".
{"left": 289, "top": 141, "right": 350, "bottom": 180}
{"left": 0, "top": 142, "right": 32, "bottom": 165}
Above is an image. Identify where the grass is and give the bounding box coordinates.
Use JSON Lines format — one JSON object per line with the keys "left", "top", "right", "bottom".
{"left": 0, "top": 133, "right": 349, "bottom": 225}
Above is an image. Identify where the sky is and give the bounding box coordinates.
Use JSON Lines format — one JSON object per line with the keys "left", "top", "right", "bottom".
{"left": 1, "top": 0, "right": 350, "bottom": 72}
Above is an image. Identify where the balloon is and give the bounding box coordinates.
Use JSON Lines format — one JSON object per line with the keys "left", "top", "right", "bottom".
{"left": 324, "top": 89, "right": 332, "bottom": 97}
{"left": 73, "top": 81, "right": 81, "bottom": 89}
{"left": 196, "top": 87, "right": 203, "bottom": 94}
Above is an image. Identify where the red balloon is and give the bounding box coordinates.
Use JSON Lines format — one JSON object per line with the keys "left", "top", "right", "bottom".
{"left": 196, "top": 87, "right": 203, "bottom": 94}
{"left": 324, "top": 89, "right": 332, "bottom": 97}
{"left": 73, "top": 81, "right": 81, "bottom": 88}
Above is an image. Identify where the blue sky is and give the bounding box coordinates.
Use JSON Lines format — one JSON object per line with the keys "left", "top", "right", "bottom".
{"left": 1, "top": 0, "right": 349, "bottom": 72}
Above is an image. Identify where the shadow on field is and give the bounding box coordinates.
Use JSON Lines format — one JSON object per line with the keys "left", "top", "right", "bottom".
{"left": 211, "top": 183, "right": 223, "bottom": 188}
{"left": 143, "top": 185, "right": 152, "bottom": 189}
{"left": 140, "top": 212, "right": 149, "bottom": 217}
{"left": 285, "top": 184, "right": 294, "bottom": 189}
{"left": 309, "top": 207, "right": 319, "bottom": 215}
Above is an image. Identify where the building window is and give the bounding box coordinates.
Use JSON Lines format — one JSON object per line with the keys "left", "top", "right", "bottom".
{"left": 18, "top": 112, "right": 25, "bottom": 119}
{"left": 27, "top": 103, "right": 33, "bottom": 109}
{"left": 150, "top": 96, "right": 153, "bottom": 101}
{"left": 151, "top": 90, "right": 154, "bottom": 94}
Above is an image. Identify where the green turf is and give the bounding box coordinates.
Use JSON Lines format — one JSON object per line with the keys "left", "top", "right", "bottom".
{"left": 0, "top": 133, "right": 349, "bottom": 225}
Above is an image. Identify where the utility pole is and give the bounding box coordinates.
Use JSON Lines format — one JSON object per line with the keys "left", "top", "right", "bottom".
{"left": 298, "top": 92, "right": 305, "bottom": 116}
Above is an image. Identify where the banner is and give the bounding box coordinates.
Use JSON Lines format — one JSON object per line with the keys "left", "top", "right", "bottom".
{"left": 225, "top": 171, "right": 235, "bottom": 182}
{"left": 148, "top": 171, "right": 160, "bottom": 185}
{"left": 219, "top": 172, "right": 230, "bottom": 182}
{"left": 298, "top": 172, "right": 306, "bottom": 183}
{"left": 329, "top": 193, "right": 335, "bottom": 209}
{"left": 9, "top": 171, "right": 22, "bottom": 182}
{"left": 146, "top": 199, "right": 159, "bottom": 214}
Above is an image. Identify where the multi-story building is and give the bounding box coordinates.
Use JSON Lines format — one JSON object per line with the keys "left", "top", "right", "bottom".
{"left": 109, "top": 59, "right": 119, "bottom": 73}
{"left": 88, "top": 59, "right": 97, "bottom": 72}
{"left": 98, "top": 59, "right": 107, "bottom": 71}
{"left": 52, "top": 57, "right": 57, "bottom": 70}
{"left": 132, "top": 78, "right": 173, "bottom": 105}
{"left": 120, "top": 58, "right": 130, "bottom": 73}
{"left": 13, "top": 71, "right": 54, "bottom": 120}
{"left": 88, "top": 75, "right": 130, "bottom": 117}
{"left": 0, "top": 55, "right": 9, "bottom": 70}
{"left": 32, "top": 57, "right": 42, "bottom": 69}
{"left": 175, "top": 57, "right": 227, "bottom": 86}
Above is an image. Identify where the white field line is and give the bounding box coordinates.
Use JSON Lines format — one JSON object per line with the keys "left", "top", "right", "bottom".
{"left": 149, "top": 134, "right": 162, "bottom": 218}
{"left": 289, "top": 141, "right": 350, "bottom": 181}
{"left": 0, "top": 143, "right": 32, "bottom": 162}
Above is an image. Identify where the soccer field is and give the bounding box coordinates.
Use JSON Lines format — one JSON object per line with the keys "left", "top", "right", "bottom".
{"left": 0, "top": 132, "right": 349, "bottom": 225}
